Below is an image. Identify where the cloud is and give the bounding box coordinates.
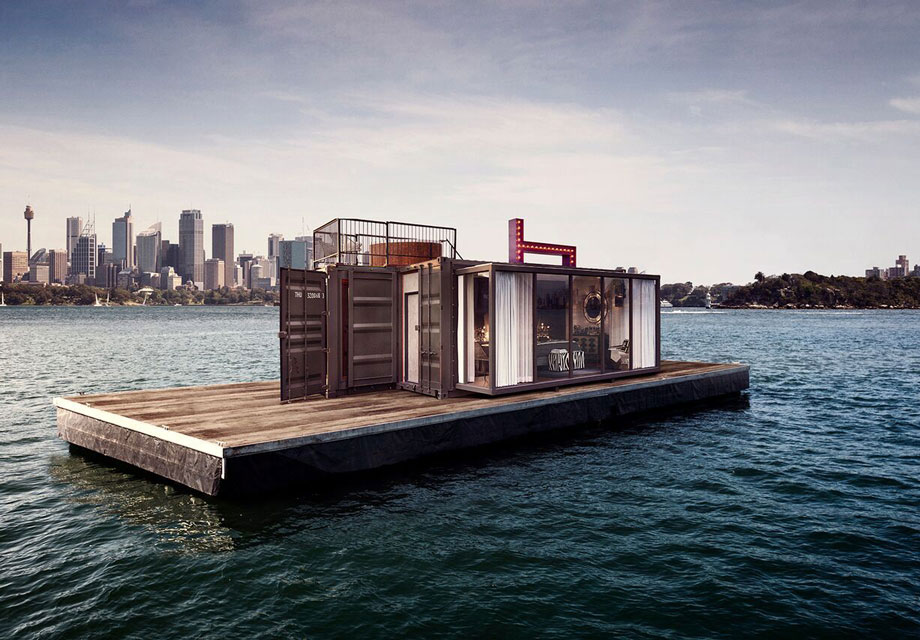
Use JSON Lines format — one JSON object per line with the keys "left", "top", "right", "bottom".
{"left": 774, "top": 118, "right": 920, "bottom": 140}
{"left": 667, "top": 89, "right": 754, "bottom": 106}
{"left": 666, "top": 89, "right": 764, "bottom": 118}
{"left": 4, "top": 2, "right": 920, "bottom": 284}
{"left": 0, "top": 93, "right": 723, "bottom": 278}
{"left": 259, "top": 91, "right": 311, "bottom": 104}
{"left": 889, "top": 97, "right": 920, "bottom": 115}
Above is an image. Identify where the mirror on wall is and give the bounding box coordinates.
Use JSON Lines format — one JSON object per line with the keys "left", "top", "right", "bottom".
{"left": 583, "top": 291, "right": 603, "bottom": 324}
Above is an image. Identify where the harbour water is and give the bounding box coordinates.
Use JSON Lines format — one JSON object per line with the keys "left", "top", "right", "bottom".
{"left": 1, "top": 307, "right": 918, "bottom": 637}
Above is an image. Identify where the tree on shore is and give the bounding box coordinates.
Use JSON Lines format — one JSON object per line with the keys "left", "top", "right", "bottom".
{"left": 0, "top": 283, "right": 277, "bottom": 306}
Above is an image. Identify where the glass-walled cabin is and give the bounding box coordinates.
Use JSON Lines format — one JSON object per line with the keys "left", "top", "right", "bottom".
{"left": 456, "top": 263, "right": 659, "bottom": 395}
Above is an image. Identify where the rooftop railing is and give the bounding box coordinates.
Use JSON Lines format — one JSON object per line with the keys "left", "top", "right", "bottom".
{"left": 313, "top": 218, "right": 459, "bottom": 268}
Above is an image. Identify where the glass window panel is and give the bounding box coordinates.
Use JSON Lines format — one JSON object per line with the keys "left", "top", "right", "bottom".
{"left": 535, "top": 274, "right": 570, "bottom": 381}
{"left": 604, "top": 278, "right": 630, "bottom": 371}
{"left": 572, "top": 276, "right": 602, "bottom": 376}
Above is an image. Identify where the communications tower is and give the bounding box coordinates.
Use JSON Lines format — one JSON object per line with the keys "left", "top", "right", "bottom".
{"left": 24, "top": 205, "right": 35, "bottom": 261}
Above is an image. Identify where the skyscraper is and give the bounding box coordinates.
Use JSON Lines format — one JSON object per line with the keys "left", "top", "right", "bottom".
{"left": 112, "top": 209, "right": 134, "bottom": 269}
{"left": 250, "top": 256, "right": 272, "bottom": 289}
{"left": 97, "top": 243, "right": 111, "bottom": 268}
{"left": 204, "top": 258, "right": 225, "bottom": 290}
{"left": 268, "top": 233, "right": 283, "bottom": 259}
{"left": 3, "top": 251, "right": 28, "bottom": 284}
{"left": 179, "top": 209, "right": 204, "bottom": 284}
{"left": 238, "top": 253, "right": 253, "bottom": 288}
{"left": 212, "top": 223, "right": 235, "bottom": 288}
{"left": 136, "top": 223, "right": 162, "bottom": 274}
{"left": 66, "top": 216, "right": 82, "bottom": 266}
{"left": 279, "top": 239, "right": 311, "bottom": 270}
{"left": 48, "top": 249, "right": 68, "bottom": 284}
{"left": 294, "top": 234, "right": 314, "bottom": 267}
{"left": 268, "top": 233, "right": 283, "bottom": 283}
{"left": 72, "top": 222, "right": 98, "bottom": 283}
{"left": 96, "top": 262, "right": 119, "bottom": 289}
{"left": 161, "top": 241, "right": 180, "bottom": 270}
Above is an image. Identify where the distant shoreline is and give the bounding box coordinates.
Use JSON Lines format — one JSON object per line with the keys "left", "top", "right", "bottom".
{"left": 2, "top": 302, "right": 917, "bottom": 310}
{"left": 664, "top": 271, "right": 920, "bottom": 310}
{"left": 0, "top": 302, "right": 274, "bottom": 307}
{"left": 712, "top": 304, "right": 920, "bottom": 310}
{"left": 0, "top": 282, "right": 277, "bottom": 307}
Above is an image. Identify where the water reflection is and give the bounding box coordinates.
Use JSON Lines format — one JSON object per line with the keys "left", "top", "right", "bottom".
{"left": 48, "top": 451, "right": 238, "bottom": 553}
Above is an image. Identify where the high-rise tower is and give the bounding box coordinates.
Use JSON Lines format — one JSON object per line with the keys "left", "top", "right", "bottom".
{"left": 268, "top": 233, "right": 283, "bottom": 259}
{"left": 112, "top": 209, "right": 134, "bottom": 269}
{"left": 179, "top": 209, "right": 204, "bottom": 284}
{"left": 71, "top": 221, "right": 97, "bottom": 283}
{"left": 24, "top": 205, "right": 34, "bottom": 262}
{"left": 66, "top": 216, "right": 83, "bottom": 266}
{"left": 212, "top": 223, "right": 235, "bottom": 288}
{"left": 136, "top": 223, "right": 162, "bottom": 274}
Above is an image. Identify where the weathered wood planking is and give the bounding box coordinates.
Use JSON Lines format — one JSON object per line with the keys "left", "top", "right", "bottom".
{"left": 64, "top": 362, "right": 734, "bottom": 448}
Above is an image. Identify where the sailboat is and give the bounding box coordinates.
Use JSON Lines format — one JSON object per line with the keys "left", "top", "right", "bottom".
{"left": 0, "top": 292, "right": 6, "bottom": 307}
{"left": 94, "top": 293, "right": 102, "bottom": 307}
{"left": 105, "top": 292, "right": 110, "bottom": 307}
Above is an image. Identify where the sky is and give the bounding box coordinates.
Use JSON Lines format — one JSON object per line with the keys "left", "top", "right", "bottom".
{"left": 1, "top": 0, "right": 919, "bottom": 285}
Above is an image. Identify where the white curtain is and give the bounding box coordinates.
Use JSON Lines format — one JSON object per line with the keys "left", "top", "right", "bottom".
{"left": 457, "top": 275, "right": 466, "bottom": 383}
{"left": 607, "top": 282, "right": 630, "bottom": 347}
{"left": 494, "top": 271, "right": 534, "bottom": 387}
{"left": 457, "top": 275, "right": 474, "bottom": 384}
{"left": 631, "top": 279, "right": 657, "bottom": 368}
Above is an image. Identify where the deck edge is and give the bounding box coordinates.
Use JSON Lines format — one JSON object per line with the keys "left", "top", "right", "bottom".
{"left": 54, "top": 396, "right": 226, "bottom": 459}
{"left": 223, "top": 363, "right": 750, "bottom": 458}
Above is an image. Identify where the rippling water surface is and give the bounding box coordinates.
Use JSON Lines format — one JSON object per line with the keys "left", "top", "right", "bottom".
{"left": 1, "top": 307, "right": 918, "bottom": 638}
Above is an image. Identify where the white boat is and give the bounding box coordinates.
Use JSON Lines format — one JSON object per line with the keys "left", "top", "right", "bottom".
{"left": 105, "top": 292, "right": 110, "bottom": 307}
{"left": 660, "top": 299, "right": 673, "bottom": 308}
{"left": 94, "top": 293, "right": 102, "bottom": 307}
{"left": 0, "top": 292, "right": 6, "bottom": 307}
{"left": 705, "top": 292, "right": 712, "bottom": 309}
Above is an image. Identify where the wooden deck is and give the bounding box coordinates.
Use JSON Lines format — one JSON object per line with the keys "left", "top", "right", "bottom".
{"left": 59, "top": 361, "right": 736, "bottom": 452}
{"left": 54, "top": 360, "right": 749, "bottom": 495}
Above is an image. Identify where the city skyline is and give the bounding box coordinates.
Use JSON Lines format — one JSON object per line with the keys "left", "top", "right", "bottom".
{"left": 1, "top": 201, "right": 318, "bottom": 291}
{"left": 2, "top": 2, "right": 920, "bottom": 284}
{"left": 1, "top": 203, "right": 919, "bottom": 286}
{"left": 0, "top": 206, "right": 309, "bottom": 265}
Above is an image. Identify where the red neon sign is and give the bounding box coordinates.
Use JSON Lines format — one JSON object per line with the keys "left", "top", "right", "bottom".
{"left": 508, "top": 218, "right": 576, "bottom": 266}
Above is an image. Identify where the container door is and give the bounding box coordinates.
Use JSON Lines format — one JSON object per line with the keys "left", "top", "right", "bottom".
{"left": 347, "top": 269, "right": 397, "bottom": 388}
{"left": 419, "top": 265, "right": 442, "bottom": 395}
{"left": 280, "top": 267, "right": 327, "bottom": 402}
